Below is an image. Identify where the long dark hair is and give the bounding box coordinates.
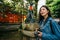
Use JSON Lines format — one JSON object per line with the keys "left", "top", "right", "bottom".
{"left": 39, "top": 5, "right": 51, "bottom": 23}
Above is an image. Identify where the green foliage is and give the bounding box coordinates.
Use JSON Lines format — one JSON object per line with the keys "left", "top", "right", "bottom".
{"left": 35, "top": 0, "right": 39, "bottom": 3}
{"left": 46, "top": 0, "right": 60, "bottom": 18}
{"left": 0, "top": 0, "right": 37, "bottom": 17}
{"left": 0, "top": 0, "right": 27, "bottom": 15}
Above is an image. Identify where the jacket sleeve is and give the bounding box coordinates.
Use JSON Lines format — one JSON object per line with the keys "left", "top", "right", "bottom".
{"left": 42, "top": 20, "right": 60, "bottom": 40}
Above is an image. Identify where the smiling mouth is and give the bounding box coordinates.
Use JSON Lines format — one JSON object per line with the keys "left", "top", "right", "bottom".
{"left": 41, "top": 13, "right": 44, "bottom": 14}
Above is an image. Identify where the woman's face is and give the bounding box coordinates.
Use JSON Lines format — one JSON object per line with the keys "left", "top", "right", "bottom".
{"left": 40, "top": 7, "right": 49, "bottom": 17}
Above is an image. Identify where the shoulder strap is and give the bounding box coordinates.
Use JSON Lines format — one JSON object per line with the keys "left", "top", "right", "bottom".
{"left": 50, "top": 20, "right": 54, "bottom": 34}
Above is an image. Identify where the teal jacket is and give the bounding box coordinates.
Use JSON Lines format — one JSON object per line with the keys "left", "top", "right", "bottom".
{"left": 39, "top": 17, "right": 60, "bottom": 40}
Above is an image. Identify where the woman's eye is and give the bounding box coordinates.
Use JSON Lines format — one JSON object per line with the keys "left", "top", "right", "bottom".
{"left": 42, "top": 9, "right": 45, "bottom": 10}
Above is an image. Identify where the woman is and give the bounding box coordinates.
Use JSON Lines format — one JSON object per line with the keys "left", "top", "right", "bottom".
{"left": 35, "top": 5, "right": 60, "bottom": 40}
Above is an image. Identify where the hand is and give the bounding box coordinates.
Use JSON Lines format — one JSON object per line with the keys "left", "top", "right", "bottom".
{"left": 38, "top": 31, "right": 42, "bottom": 37}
